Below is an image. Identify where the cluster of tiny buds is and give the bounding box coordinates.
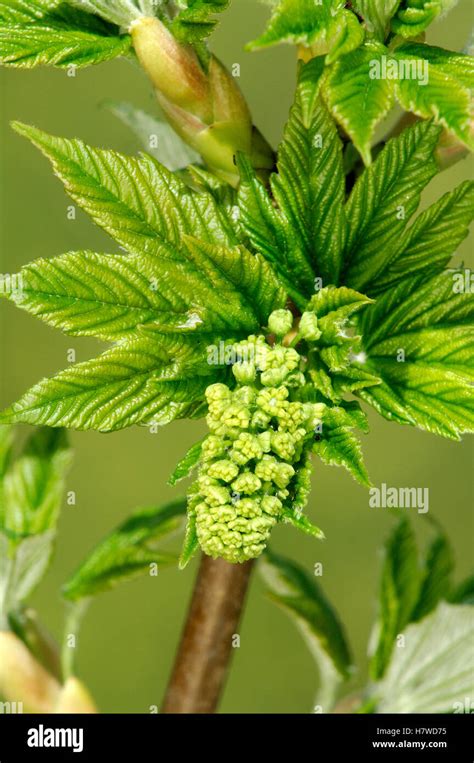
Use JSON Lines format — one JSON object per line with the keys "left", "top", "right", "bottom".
{"left": 190, "top": 310, "right": 325, "bottom": 563}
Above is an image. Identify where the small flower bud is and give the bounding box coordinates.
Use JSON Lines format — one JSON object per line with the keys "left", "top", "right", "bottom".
{"left": 268, "top": 309, "right": 294, "bottom": 337}
{"left": 299, "top": 311, "right": 322, "bottom": 340}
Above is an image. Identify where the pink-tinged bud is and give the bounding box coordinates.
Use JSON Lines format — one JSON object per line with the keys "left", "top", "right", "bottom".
{"left": 131, "top": 16, "right": 274, "bottom": 184}
{"left": 436, "top": 125, "right": 471, "bottom": 170}
{"left": 0, "top": 631, "right": 60, "bottom": 712}
{"left": 54, "top": 677, "right": 97, "bottom": 714}
{"left": 131, "top": 17, "right": 212, "bottom": 123}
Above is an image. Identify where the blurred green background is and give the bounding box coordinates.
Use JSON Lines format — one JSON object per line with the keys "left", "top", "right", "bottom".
{"left": 0, "top": 0, "right": 473, "bottom": 714}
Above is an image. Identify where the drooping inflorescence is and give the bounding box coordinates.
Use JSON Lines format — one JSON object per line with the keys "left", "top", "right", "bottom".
{"left": 189, "top": 311, "right": 326, "bottom": 562}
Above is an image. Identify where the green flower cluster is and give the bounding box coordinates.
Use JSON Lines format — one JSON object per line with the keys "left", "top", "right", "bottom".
{"left": 190, "top": 319, "right": 325, "bottom": 563}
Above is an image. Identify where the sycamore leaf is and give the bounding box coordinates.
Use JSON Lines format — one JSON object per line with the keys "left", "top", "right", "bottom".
{"left": 0, "top": 1, "right": 131, "bottom": 68}
{"left": 372, "top": 180, "right": 474, "bottom": 293}
{"left": 0, "top": 335, "right": 219, "bottom": 432}
{"left": 368, "top": 519, "right": 421, "bottom": 680}
{"left": 343, "top": 120, "right": 441, "bottom": 292}
{"left": 247, "top": 0, "right": 335, "bottom": 50}
{"left": 105, "top": 100, "right": 200, "bottom": 171}
{"left": 2, "top": 428, "right": 71, "bottom": 539}
{"left": 391, "top": 0, "right": 460, "bottom": 38}
{"left": 260, "top": 548, "right": 353, "bottom": 710}
{"left": 322, "top": 42, "right": 395, "bottom": 166}
{"left": 411, "top": 533, "right": 454, "bottom": 621}
{"left": 374, "top": 603, "right": 474, "bottom": 713}
{"left": 247, "top": 0, "right": 363, "bottom": 61}
{"left": 4, "top": 239, "right": 286, "bottom": 340}
{"left": 238, "top": 58, "right": 347, "bottom": 298}
{"left": 358, "top": 271, "right": 474, "bottom": 439}
{"left": 12, "top": 123, "right": 238, "bottom": 259}
{"left": 168, "top": 440, "right": 203, "bottom": 486}
{"left": 351, "top": 0, "right": 401, "bottom": 40}
{"left": 314, "top": 406, "right": 371, "bottom": 486}
{"left": 393, "top": 44, "right": 474, "bottom": 150}
{"left": 0, "top": 428, "right": 71, "bottom": 620}
{"left": 63, "top": 499, "right": 186, "bottom": 600}
{"left": 171, "top": 0, "right": 229, "bottom": 43}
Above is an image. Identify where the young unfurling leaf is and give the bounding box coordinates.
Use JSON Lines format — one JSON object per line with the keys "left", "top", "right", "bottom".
{"left": 63, "top": 499, "right": 187, "bottom": 601}
{"left": 0, "top": 428, "right": 71, "bottom": 623}
{"left": 260, "top": 548, "right": 353, "bottom": 710}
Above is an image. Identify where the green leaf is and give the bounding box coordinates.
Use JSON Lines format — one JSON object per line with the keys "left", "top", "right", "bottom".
{"left": 351, "top": 0, "right": 401, "bottom": 40}
{"left": 5, "top": 238, "right": 286, "bottom": 340}
{"left": 63, "top": 499, "right": 187, "bottom": 600}
{"left": 168, "top": 440, "right": 203, "bottom": 486}
{"left": 358, "top": 271, "right": 474, "bottom": 439}
{"left": 411, "top": 533, "right": 454, "bottom": 621}
{"left": 449, "top": 575, "right": 474, "bottom": 605}
{"left": 369, "top": 519, "right": 421, "bottom": 680}
{"left": 322, "top": 43, "right": 395, "bottom": 166}
{"left": 0, "top": 1, "right": 131, "bottom": 68}
{"left": 0, "top": 334, "right": 218, "bottom": 432}
{"left": 247, "top": 0, "right": 334, "bottom": 50}
{"left": 343, "top": 120, "right": 441, "bottom": 291}
{"left": 260, "top": 548, "right": 352, "bottom": 710}
{"left": 0, "top": 428, "right": 71, "bottom": 621}
{"left": 171, "top": 0, "right": 229, "bottom": 43}
{"left": 393, "top": 44, "right": 474, "bottom": 149}
{"left": 0, "top": 426, "right": 13, "bottom": 479}
{"left": 373, "top": 603, "right": 474, "bottom": 713}
{"left": 314, "top": 406, "right": 371, "bottom": 486}
{"left": 105, "top": 100, "right": 200, "bottom": 171}
{"left": 372, "top": 180, "right": 474, "bottom": 293}
{"left": 238, "top": 58, "right": 347, "bottom": 296}
{"left": 325, "top": 10, "right": 365, "bottom": 65}
{"left": 392, "top": 0, "right": 460, "bottom": 38}
{"left": 12, "top": 123, "right": 237, "bottom": 260}
{"left": 179, "top": 513, "right": 199, "bottom": 569}
{"left": 2, "top": 428, "right": 71, "bottom": 538}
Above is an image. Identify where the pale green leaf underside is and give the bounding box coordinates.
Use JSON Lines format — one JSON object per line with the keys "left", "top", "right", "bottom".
{"left": 63, "top": 499, "right": 187, "bottom": 601}
{"left": 358, "top": 272, "right": 474, "bottom": 439}
{"left": 105, "top": 100, "right": 200, "bottom": 172}
{"left": 374, "top": 602, "right": 474, "bottom": 713}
